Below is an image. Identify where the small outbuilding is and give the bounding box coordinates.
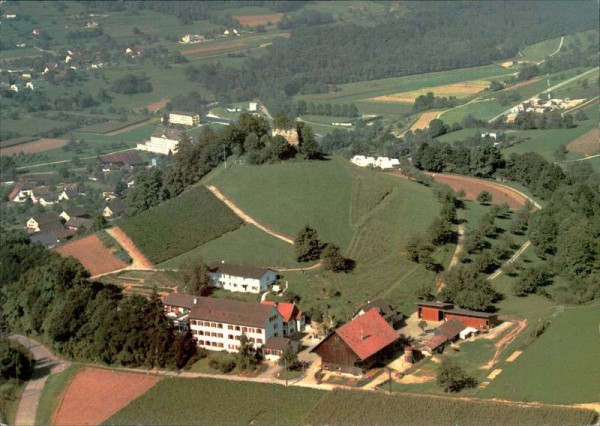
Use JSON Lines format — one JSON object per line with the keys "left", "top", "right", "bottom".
{"left": 443, "top": 308, "right": 498, "bottom": 331}
{"left": 417, "top": 301, "right": 454, "bottom": 322}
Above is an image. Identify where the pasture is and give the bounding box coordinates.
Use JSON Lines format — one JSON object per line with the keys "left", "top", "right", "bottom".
{"left": 119, "top": 185, "right": 243, "bottom": 264}
{"left": 520, "top": 36, "right": 563, "bottom": 63}
{"left": 77, "top": 117, "right": 150, "bottom": 134}
{"left": 107, "top": 377, "right": 325, "bottom": 426}
{"left": 157, "top": 224, "right": 301, "bottom": 270}
{"left": 480, "top": 304, "right": 600, "bottom": 404}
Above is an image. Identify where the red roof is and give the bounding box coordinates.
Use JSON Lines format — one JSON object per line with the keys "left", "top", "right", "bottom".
{"left": 261, "top": 301, "right": 303, "bottom": 322}
{"left": 334, "top": 310, "right": 398, "bottom": 360}
{"left": 8, "top": 187, "right": 19, "bottom": 200}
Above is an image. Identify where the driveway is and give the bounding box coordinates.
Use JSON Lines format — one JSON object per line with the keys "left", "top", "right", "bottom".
{"left": 8, "top": 335, "right": 70, "bottom": 426}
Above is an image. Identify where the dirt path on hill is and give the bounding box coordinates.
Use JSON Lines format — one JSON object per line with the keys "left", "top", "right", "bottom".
{"left": 275, "top": 262, "right": 322, "bottom": 272}
{"left": 106, "top": 226, "right": 154, "bottom": 270}
{"left": 481, "top": 319, "right": 528, "bottom": 371}
{"left": 104, "top": 117, "right": 157, "bottom": 136}
{"left": 207, "top": 185, "right": 294, "bottom": 245}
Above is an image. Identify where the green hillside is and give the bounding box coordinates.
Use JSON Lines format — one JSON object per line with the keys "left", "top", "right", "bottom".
{"left": 119, "top": 185, "right": 243, "bottom": 263}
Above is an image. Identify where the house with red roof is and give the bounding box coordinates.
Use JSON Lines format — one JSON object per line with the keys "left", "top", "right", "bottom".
{"left": 261, "top": 301, "right": 305, "bottom": 336}
{"left": 9, "top": 182, "right": 34, "bottom": 203}
{"left": 311, "top": 310, "right": 399, "bottom": 376}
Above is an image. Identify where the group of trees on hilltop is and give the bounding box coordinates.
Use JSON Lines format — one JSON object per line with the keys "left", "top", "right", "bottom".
{"left": 294, "top": 225, "right": 351, "bottom": 273}
{"left": 413, "top": 93, "right": 463, "bottom": 113}
{"left": 111, "top": 74, "right": 153, "bottom": 95}
{"left": 0, "top": 230, "right": 196, "bottom": 369}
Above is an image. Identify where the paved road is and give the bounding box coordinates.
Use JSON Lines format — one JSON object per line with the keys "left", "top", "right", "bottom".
{"left": 488, "top": 67, "right": 599, "bottom": 123}
{"left": 8, "top": 335, "right": 70, "bottom": 426}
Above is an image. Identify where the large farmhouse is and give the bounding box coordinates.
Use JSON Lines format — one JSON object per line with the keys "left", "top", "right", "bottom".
{"left": 209, "top": 263, "right": 277, "bottom": 294}
{"left": 137, "top": 127, "right": 182, "bottom": 155}
{"left": 188, "top": 297, "right": 283, "bottom": 353}
{"left": 312, "top": 310, "right": 399, "bottom": 376}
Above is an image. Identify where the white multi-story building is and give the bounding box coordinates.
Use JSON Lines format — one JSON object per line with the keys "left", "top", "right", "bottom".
{"left": 375, "top": 157, "right": 400, "bottom": 169}
{"left": 169, "top": 111, "right": 200, "bottom": 127}
{"left": 137, "top": 127, "right": 182, "bottom": 155}
{"left": 350, "top": 155, "right": 376, "bottom": 167}
{"left": 187, "top": 297, "right": 283, "bottom": 352}
{"left": 209, "top": 263, "right": 277, "bottom": 294}
{"left": 261, "top": 301, "right": 306, "bottom": 337}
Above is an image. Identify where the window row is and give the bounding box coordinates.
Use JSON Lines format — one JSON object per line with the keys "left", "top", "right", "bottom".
{"left": 198, "top": 340, "right": 224, "bottom": 348}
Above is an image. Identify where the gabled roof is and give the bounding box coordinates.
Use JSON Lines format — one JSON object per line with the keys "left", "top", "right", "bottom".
{"left": 17, "top": 182, "right": 34, "bottom": 190}
{"left": 423, "top": 334, "right": 448, "bottom": 351}
{"left": 99, "top": 151, "right": 144, "bottom": 166}
{"left": 65, "top": 207, "right": 88, "bottom": 218}
{"left": 417, "top": 301, "right": 454, "bottom": 309}
{"left": 263, "top": 337, "right": 292, "bottom": 351}
{"left": 261, "top": 301, "right": 303, "bottom": 322}
{"left": 39, "top": 221, "right": 65, "bottom": 234}
{"left": 30, "top": 233, "right": 59, "bottom": 248}
{"left": 8, "top": 187, "right": 20, "bottom": 200}
{"left": 356, "top": 298, "right": 398, "bottom": 320}
{"left": 209, "top": 263, "right": 274, "bottom": 280}
{"left": 444, "top": 308, "right": 498, "bottom": 319}
{"left": 66, "top": 217, "right": 93, "bottom": 229}
{"left": 324, "top": 310, "right": 398, "bottom": 361}
{"left": 434, "top": 319, "right": 466, "bottom": 340}
{"left": 32, "top": 186, "right": 53, "bottom": 197}
{"left": 151, "top": 127, "right": 183, "bottom": 140}
{"left": 170, "top": 110, "right": 198, "bottom": 117}
{"left": 163, "top": 293, "right": 196, "bottom": 309}
{"left": 31, "top": 211, "right": 61, "bottom": 225}
{"left": 106, "top": 198, "right": 127, "bottom": 214}
{"left": 189, "top": 297, "right": 276, "bottom": 328}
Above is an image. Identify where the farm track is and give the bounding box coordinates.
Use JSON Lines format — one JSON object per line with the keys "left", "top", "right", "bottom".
{"left": 106, "top": 226, "right": 154, "bottom": 270}
{"left": 103, "top": 117, "right": 156, "bottom": 136}
{"left": 207, "top": 185, "right": 294, "bottom": 245}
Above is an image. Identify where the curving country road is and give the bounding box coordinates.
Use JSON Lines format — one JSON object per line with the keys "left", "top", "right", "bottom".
{"left": 8, "top": 335, "right": 70, "bottom": 426}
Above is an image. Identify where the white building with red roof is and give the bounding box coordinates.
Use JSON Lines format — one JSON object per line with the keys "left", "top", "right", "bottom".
{"left": 261, "top": 301, "right": 305, "bottom": 336}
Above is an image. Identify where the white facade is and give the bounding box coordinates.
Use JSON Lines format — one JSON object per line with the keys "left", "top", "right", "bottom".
{"left": 350, "top": 155, "right": 376, "bottom": 167}
{"left": 26, "top": 218, "right": 41, "bottom": 232}
{"left": 189, "top": 307, "right": 282, "bottom": 353}
{"left": 137, "top": 135, "right": 179, "bottom": 155}
{"left": 248, "top": 102, "right": 258, "bottom": 111}
{"left": 169, "top": 112, "right": 199, "bottom": 126}
{"left": 375, "top": 157, "right": 400, "bottom": 169}
{"left": 210, "top": 269, "right": 277, "bottom": 294}
{"left": 11, "top": 189, "right": 31, "bottom": 203}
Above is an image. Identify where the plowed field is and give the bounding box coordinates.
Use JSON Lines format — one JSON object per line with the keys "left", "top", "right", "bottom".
{"left": 235, "top": 13, "right": 283, "bottom": 27}
{"left": 0, "top": 138, "right": 67, "bottom": 156}
{"left": 567, "top": 128, "right": 600, "bottom": 156}
{"left": 410, "top": 111, "right": 440, "bottom": 131}
{"left": 52, "top": 368, "right": 160, "bottom": 426}
{"left": 429, "top": 174, "right": 527, "bottom": 210}
{"left": 55, "top": 234, "right": 127, "bottom": 276}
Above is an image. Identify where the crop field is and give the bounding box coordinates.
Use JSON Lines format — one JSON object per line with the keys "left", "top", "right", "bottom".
{"left": 119, "top": 185, "right": 243, "bottom": 264}
{"left": 370, "top": 80, "right": 491, "bottom": 103}
{"left": 304, "top": 390, "right": 597, "bottom": 425}
{"left": 480, "top": 304, "right": 600, "bottom": 404}
{"left": 212, "top": 157, "right": 356, "bottom": 250}
{"left": 36, "top": 365, "right": 82, "bottom": 426}
{"left": 77, "top": 117, "right": 149, "bottom": 134}
{"left": 178, "top": 31, "right": 290, "bottom": 59}
{"left": 0, "top": 117, "right": 69, "bottom": 141}
{"left": 0, "top": 138, "right": 67, "bottom": 156}
{"left": 55, "top": 234, "right": 127, "bottom": 277}
{"left": 107, "top": 377, "right": 325, "bottom": 426}
{"left": 504, "top": 123, "right": 598, "bottom": 162}
{"left": 234, "top": 11, "right": 283, "bottom": 27}
{"left": 99, "top": 270, "right": 182, "bottom": 297}
{"left": 410, "top": 111, "right": 440, "bottom": 131}
{"left": 157, "top": 224, "right": 301, "bottom": 270}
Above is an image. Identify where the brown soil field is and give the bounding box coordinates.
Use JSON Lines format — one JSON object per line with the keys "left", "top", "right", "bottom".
{"left": 52, "top": 367, "right": 160, "bottom": 426}
{"left": 55, "top": 234, "right": 127, "bottom": 277}
{"left": 135, "top": 98, "right": 170, "bottom": 113}
{"left": 428, "top": 173, "right": 527, "bottom": 210}
{"left": 371, "top": 80, "right": 489, "bottom": 104}
{"left": 410, "top": 111, "right": 440, "bottom": 131}
{"left": 235, "top": 13, "right": 283, "bottom": 27}
{"left": 182, "top": 41, "right": 245, "bottom": 56}
{"left": 567, "top": 128, "right": 600, "bottom": 156}
{"left": 0, "top": 138, "right": 67, "bottom": 156}
{"left": 107, "top": 226, "right": 154, "bottom": 269}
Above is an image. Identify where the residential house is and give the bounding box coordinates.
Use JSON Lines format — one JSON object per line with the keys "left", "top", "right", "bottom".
{"left": 350, "top": 155, "right": 376, "bottom": 168}
{"left": 9, "top": 182, "right": 34, "bottom": 203}
{"left": 261, "top": 301, "right": 305, "bottom": 337}
{"left": 57, "top": 184, "right": 80, "bottom": 201}
{"left": 209, "top": 262, "right": 277, "bottom": 294}
{"left": 311, "top": 310, "right": 399, "bottom": 376}
{"left": 60, "top": 206, "right": 89, "bottom": 222}
{"left": 26, "top": 212, "right": 63, "bottom": 233}
{"left": 169, "top": 111, "right": 200, "bottom": 127}
{"left": 180, "top": 34, "right": 205, "bottom": 44}
{"left": 66, "top": 217, "right": 93, "bottom": 232}
{"left": 187, "top": 297, "right": 284, "bottom": 353}
{"left": 101, "top": 186, "right": 116, "bottom": 201}
{"left": 353, "top": 298, "right": 404, "bottom": 329}
{"left": 29, "top": 233, "right": 60, "bottom": 249}
{"left": 102, "top": 198, "right": 127, "bottom": 218}
{"left": 137, "top": 127, "right": 183, "bottom": 155}
{"left": 262, "top": 337, "right": 301, "bottom": 361}
{"left": 30, "top": 187, "right": 56, "bottom": 206}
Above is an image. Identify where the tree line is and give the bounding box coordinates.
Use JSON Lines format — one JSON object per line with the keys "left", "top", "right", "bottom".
{"left": 0, "top": 230, "right": 197, "bottom": 369}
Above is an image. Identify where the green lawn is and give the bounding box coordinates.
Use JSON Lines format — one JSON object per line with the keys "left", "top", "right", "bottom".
{"left": 157, "top": 224, "right": 301, "bottom": 270}
{"left": 35, "top": 364, "right": 82, "bottom": 426}
{"left": 105, "top": 377, "right": 325, "bottom": 426}
{"left": 520, "top": 36, "right": 563, "bottom": 63}
{"left": 480, "top": 304, "right": 600, "bottom": 404}
{"left": 212, "top": 157, "right": 356, "bottom": 250}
